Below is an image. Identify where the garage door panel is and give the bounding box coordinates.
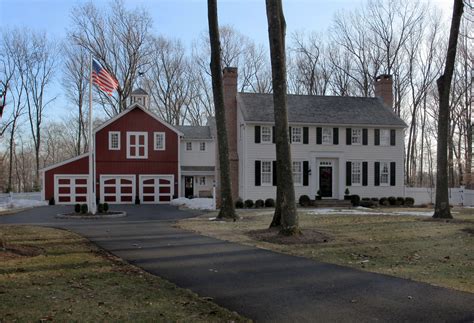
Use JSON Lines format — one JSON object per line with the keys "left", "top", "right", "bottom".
{"left": 55, "top": 175, "right": 89, "bottom": 205}
{"left": 100, "top": 175, "right": 136, "bottom": 204}
{"left": 76, "top": 196, "right": 87, "bottom": 202}
{"left": 139, "top": 175, "right": 174, "bottom": 204}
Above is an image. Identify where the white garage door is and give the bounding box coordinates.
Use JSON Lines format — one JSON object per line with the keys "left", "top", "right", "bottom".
{"left": 55, "top": 175, "right": 89, "bottom": 204}
{"left": 139, "top": 175, "right": 174, "bottom": 204}
{"left": 100, "top": 175, "right": 136, "bottom": 204}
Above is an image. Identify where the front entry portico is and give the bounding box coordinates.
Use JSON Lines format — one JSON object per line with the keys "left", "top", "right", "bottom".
{"left": 312, "top": 154, "right": 344, "bottom": 200}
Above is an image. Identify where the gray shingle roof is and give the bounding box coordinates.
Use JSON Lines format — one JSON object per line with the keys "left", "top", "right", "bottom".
{"left": 176, "top": 125, "right": 212, "bottom": 139}
{"left": 238, "top": 93, "right": 407, "bottom": 127}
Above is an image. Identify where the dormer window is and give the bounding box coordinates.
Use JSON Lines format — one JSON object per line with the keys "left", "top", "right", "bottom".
{"left": 109, "top": 131, "right": 120, "bottom": 150}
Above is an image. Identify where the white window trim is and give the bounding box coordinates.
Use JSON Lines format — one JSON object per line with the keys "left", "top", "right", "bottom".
{"left": 380, "top": 129, "right": 390, "bottom": 146}
{"left": 351, "top": 161, "right": 362, "bottom": 186}
{"left": 199, "top": 176, "right": 206, "bottom": 185}
{"left": 352, "top": 128, "right": 362, "bottom": 145}
{"left": 108, "top": 131, "right": 120, "bottom": 150}
{"left": 322, "top": 128, "right": 333, "bottom": 145}
{"left": 261, "top": 160, "right": 273, "bottom": 186}
{"left": 380, "top": 161, "right": 390, "bottom": 186}
{"left": 127, "top": 131, "right": 148, "bottom": 159}
{"left": 199, "top": 142, "right": 206, "bottom": 151}
{"left": 186, "top": 142, "right": 192, "bottom": 151}
{"left": 154, "top": 132, "right": 166, "bottom": 151}
{"left": 261, "top": 126, "right": 272, "bottom": 144}
{"left": 292, "top": 161, "right": 303, "bottom": 186}
{"left": 291, "top": 127, "right": 303, "bottom": 144}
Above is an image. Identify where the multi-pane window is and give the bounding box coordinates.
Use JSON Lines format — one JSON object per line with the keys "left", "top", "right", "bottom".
{"left": 261, "top": 126, "right": 272, "bottom": 143}
{"left": 292, "top": 127, "right": 302, "bottom": 143}
{"left": 292, "top": 161, "right": 303, "bottom": 185}
{"left": 186, "top": 142, "right": 192, "bottom": 151}
{"left": 322, "top": 128, "right": 332, "bottom": 144}
{"left": 351, "top": 161, "right": 362, "bottom": 185}
{"left": 200, "top": 142, "right": 206, "bottom": 151}
{"left": 380, "top": 129, "right": 390, "bottom": 146}
{"left": 154, "top": 132, "right": 165, "bottom": 150}
{"left": 199, "top": 177, "right": 206, "bottom": 185}
{"left": 352, "top": 129, "right": 362, "bottom": 145}
{"left": 127, "top": 132, "right": 147, "bottom": 159}
{"left": 380, "top": 162, "right": 389, "bottom": 185}
{"left": 109, "top": 132, "right": 120, "bottom": 150}
{"left": 261, "top": 161, "right": 272, "bottom": 185}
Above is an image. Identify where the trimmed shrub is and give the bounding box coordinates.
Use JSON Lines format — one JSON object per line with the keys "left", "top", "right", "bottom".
{"left": 396, "top": 197, "right": 405, "bottom": 206}
{"left": 344, "top": 188, "right": 350, "bottom": 195}
{"left": 103, "top": 203, "right": 109, "bottom": 212}
{"left": 361, "top": 197, "right": 370, "bottom": 201}
{"left": 244, "top": 199, "right": 254, "bottom": 208}
{"left": 379, "top": 197, "right": 387, "bottom": 205}
{"left": 80, "top": 204, "right": 88, "bottom": 214}
{"left": 350, "top": 195, "right": 360, "bottom": 206}
{"left": 404, "top": 197, "right": 415, "bottom": 207}
{"left": 255, "top": 199, "right": 265, "bottom": 208}
{"left": 49, "top": 197, "right": 55, "bottom": 206}
{"left": 265, "top": 198, "right": 275, "bottom": 207}
{"left": 359, "top": 200, "right": 375, "bottom": 208}
{"left": 135, "top": 195, "right": 140, "bottom": 205}
{"left": 235, "top": 198, "right": 244, "bottom": 208}
{"left": 97, "top": 203, "right": 104, "bottom": 213}
{"left": 299, "top": 195, "right": 311, "bottom": 207}
{"left": 371, "top": 197, "right": 379, "bottom": 203}
{"left": 74, "top": 203, "right": 81, "bottom": 213}
{"left": 388, "top": 196, "right": 397, "bottom": 206}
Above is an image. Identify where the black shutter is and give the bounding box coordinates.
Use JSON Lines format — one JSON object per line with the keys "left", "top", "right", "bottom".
{"left": 374, "top": 162, "right": 380, "bottom": 186}
{"left": 316, "top": 127, "right": 322, "bottom": 144}
{"left": 272, "top": 126, "right": 275, "bottom": 143}
{"left": 333, "top": 128, "right": 339, "bottom": 145}
{"left": 390, "top": 129, "right": 396, "bottom": 146}
{"left": 255, "top": 126, "right": 261, "bottom": 143}
{"left": 362, "top": 129, "right": 368, "bottom": 145}
{"left": 272, "top": 161, "right": 277, "bottom": 186}
{"left": 303, "top": 161, "right": 309, "bottom": 186}
{"left": 255, "top": 160, "right": 261, "bottom": 186}
{"left": 390, "top": 162, "right": 396, "bottom": 186}
{"left": 374, "top": 129, "right": 380, "bottom": 146}
{"left": 362, "top": 162, "right": 368, "bottom": 186}
{"left": 303, "top": 127, "right": 309, "bottom": 144}
{"left": 346, "top": 128, "right": 352, "bottom": 145}
{"left": 289, "top": 127, "right": 292, "bottom": 143}
{"left": 346, "top": 161, "right": 352, "bottom": 186}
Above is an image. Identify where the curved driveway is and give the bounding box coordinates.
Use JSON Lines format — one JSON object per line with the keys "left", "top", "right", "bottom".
{"left": 1, "top": 205, "right": 473, "bottom": 322}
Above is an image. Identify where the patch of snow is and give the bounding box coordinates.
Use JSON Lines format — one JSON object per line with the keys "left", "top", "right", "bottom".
{"left": 170, "top": 197, "right": 215, "bottom": 210}
{"left": 393, "top": 211, "right": 433, "bottom": 217}
{"left": 0, "top": 199, "right": 47, "bottom": 211}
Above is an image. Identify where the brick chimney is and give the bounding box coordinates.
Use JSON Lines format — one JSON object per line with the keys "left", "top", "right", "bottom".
{"left": 217, "top": 67, "right": 239, "bottom": 202}
{"left": 374, "top": 74, "right": 393, "bottom": 109}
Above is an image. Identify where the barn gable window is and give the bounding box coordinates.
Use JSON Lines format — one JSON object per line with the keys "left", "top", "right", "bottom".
{"left": 109, "top": 131, "right": 120, "bottom": 150}
{"left": 127, "top": 132, "right": 148, "bottom": 159}
{"left": 154, "top": 132, "right": 165, "bottom": 151}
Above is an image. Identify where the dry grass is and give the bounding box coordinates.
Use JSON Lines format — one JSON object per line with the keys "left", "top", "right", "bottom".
{"left": 179, "top": 207, "right": 474, "bottom": 293}
{"left": 0, "top": 225, "right": 248, "bottom": 322}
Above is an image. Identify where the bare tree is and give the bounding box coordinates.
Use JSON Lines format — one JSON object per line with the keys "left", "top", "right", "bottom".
{"left": 434, "top": 0, "right": 464, "bottom": 219}
{"left": 207, "top": 0, "right": 237, "bottom": 220}
{"left": 69, "top": 0, "right": 153, "bottom": 116}
{"left": 266, "top": 0, "right": 299, "bottom": 235}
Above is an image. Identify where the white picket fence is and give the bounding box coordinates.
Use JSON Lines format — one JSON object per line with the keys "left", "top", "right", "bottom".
{"left": 404, "top": 186, "right": 474, "bottom": 206}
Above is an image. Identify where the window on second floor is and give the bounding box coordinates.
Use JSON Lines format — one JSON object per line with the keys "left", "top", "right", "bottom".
{"left": 186, "top": 142, "right": 192, "bottom": 151}
{"left": 322, "top": 128, "right": 332, "bottom": 145}
{"left": 154, "top": 132, "right": 165, "bottom": 150}
{"left": 352, "top": 128, "right": 362, "bottom": 145}
{"left": 380, "top": 129, "right": 390, "bottom": 146}
{"left": 127, "top": 132, "right": 147, "bottom": 159}
{"left": 291, "top": 127, "right": 302, "bottom": 143}
{"left": 261, "top": 126, "right": 272, "bottom": 143}
{"left": 200, "top": 142, "right": 206, "bottom": 151}
{"left": 109, "top": 131, "right": 120, "bottom": 150}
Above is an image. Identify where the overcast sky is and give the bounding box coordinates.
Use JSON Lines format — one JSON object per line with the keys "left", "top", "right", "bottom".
{"left": 0, "top": 0, "right": 453, "bottom": 120}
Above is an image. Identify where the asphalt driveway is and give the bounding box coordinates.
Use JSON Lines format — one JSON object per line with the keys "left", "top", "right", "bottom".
{"left": 1, "top": 205, "right": 473, "bottom": 322}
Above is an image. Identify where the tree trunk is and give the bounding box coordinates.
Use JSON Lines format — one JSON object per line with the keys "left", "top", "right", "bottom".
{"left": 433, "top": 0, "right": 463, "bottom": 219}
{"left": 265, "top": 0, "right": 299, "bottom": 235}
{"left": 207, "top": 0, "right": 237, "bottom": 220}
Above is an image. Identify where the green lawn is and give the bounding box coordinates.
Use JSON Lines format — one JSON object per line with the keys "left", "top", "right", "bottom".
{"left": 0, "top": 225, "right": 248, "bottom": 322}
{"left": 178, "top": 207, "right": 474, "bottom": 293}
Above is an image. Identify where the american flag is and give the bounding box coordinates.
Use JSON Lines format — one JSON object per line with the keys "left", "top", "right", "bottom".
{"left": 92, "top": 59, "right": 118, "bottom": 96}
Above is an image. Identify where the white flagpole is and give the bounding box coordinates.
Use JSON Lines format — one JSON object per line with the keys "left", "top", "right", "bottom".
{"left": 88, "top": 55, "right": 96, "bottom": 214}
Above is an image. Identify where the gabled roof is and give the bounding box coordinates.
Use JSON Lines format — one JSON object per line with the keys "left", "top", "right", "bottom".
{"left": 131, "top": 88, "right": 148, "bottom": 95}
{"left": 94, "top": 103, "right": 183, "bottom": 136}
{"left": 238, "top": 93, "right": 407, "bottom": 127}
{"left": 176, "top": 125, "right": 213, "bottom": 140}
{"left": 40, "top": 153, "right": 89, "bottom": 173}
